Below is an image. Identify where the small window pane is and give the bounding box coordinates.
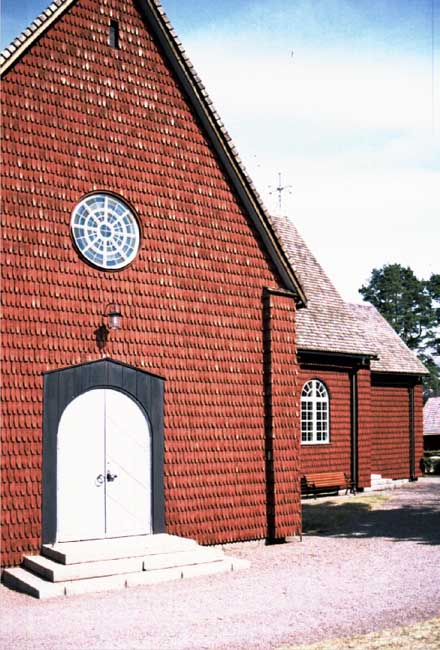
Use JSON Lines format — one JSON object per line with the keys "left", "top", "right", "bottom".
{"left": 300, "top": 379, "right": 329, "bottom": 444}
{"left": 109, "top": 20, "right": 119, "bottom": 49}
{"left": 71, "top": 193, "right": 140, "bottom": 270}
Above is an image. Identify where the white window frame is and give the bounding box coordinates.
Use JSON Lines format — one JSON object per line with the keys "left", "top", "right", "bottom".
{"left": 301, "top": 379, "right": 330, "bottom": 445}
{"left": 71, "top": 193, "right": 140, "bottom": 270}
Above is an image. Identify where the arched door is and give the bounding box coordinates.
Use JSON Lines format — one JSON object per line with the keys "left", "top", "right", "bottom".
{"left": 57, "top": 388, "right": 152, "bottom": 542}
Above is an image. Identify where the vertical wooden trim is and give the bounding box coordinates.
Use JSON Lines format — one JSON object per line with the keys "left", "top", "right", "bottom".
{"left": 262, "top": 289, "right": 275, "bottom": 540}
{"left": 150, "top": 377, "right": 166, "bottom": 533}
{"left": 350, "top": 370, "right": 358, "bottom": 490}
{"left": 262, "top": 287, "right": 300, "bottom": 540}
{"left": 42, "top": 372, "right": 59, "bottom": 544}
{"left": 409, "top": 386, "right": 416, "bottom": 481}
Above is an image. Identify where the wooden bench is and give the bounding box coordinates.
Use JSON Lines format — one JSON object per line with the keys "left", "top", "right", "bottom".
{"left": 301, "top": 471, "right": 356, "bottom": 498}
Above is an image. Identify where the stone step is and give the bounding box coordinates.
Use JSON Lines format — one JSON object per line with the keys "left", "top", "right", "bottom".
{"left": 41, "top": 533, "right": 197, "bottom": 565}
{"left": 2, "top": 567, "right": 66, "bottom": 599}
{"left": 24, "top": 547, "right": 225, "bottom": 582}
{"left": 368, "top": 473, "right": 409, "bottom": 492}
{"left": 23, "top": 554, "right": 143, "bottom": 582}
{"left": 143, "top": 546, "right": 224, "bottom": 570}
{"left": 2, "top": 555, "right": 249, "bottom": 599}
{"left": 2, "top": 534, "right": 250, "bottom": 598}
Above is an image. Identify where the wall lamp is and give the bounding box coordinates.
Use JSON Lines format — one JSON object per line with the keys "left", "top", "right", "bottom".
{"left": 95, "top": 302, "right": 122, "bottom": 350}
{"left": 105, "top": 302, "right": 122, "bottom": 331}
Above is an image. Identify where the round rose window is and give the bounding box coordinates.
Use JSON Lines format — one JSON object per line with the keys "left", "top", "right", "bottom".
{"left": 71, "top": 193, "right": 140, "bottom": 270}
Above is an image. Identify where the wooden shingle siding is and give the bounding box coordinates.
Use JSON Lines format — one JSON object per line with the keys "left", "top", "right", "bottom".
{"left": 299, "top": 367, "right": 351, "bottom": 477}
{"left": 370, "top": 376, "right": 423, "bottom": 480}
{"left": 356, "top": 368, "right": 373, "bottom": 488}
{"left": 264, "top": 291, "right": 301, "bottom": 539}
{"left": 1, "top": 0, "right": 428, "bottom": 570}
{"left": 371, "top": 385, "right": 410, "bottom": 478}
{"left": 1, "top": 0, "right": 294, "bottom": 566}
{"left": 414, "top": 385, "right": 424, "bottom": 476}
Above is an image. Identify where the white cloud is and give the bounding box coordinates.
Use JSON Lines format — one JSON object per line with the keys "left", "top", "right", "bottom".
{"left": 189, "top": 40, "right": 433, "bottom": 133}
{"left": 180, "top": 29, "right": 439, "bottom": 302}
{"left": 255, "top": 166, "right": 440, "bottom": 302}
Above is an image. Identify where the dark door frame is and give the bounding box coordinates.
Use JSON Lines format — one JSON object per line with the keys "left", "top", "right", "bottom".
{"left": 42, "top": 358, "right": 165, "bottom": 544}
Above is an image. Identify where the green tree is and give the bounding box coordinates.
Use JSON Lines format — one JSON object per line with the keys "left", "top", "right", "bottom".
{"left": 359, "top": 264, "right": 440, "bottom": 395}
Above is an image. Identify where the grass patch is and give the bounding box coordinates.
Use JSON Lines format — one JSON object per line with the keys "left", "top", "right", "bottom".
{"left": 277, "top": 617, "right": 440, "bottom": 650}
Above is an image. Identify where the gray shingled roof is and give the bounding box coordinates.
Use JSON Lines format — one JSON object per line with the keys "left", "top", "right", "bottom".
{"left": 270, "top": 213, "right": 427, "bottom": 375}
{"left": 348, "top": 304, "right": 427, "bottom": 374}
{"left": 269, "top": 214, "right": 377, "bottom": 357}
{"left": 424, "top": 397, "right": 440, "bottom": 435}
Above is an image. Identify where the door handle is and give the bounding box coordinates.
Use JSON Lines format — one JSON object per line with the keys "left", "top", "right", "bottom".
{"left": 106, "top": 470, "right": 118, "bottom": 482}
{"left": 95, "top": 474, "right": 105, "bottom": 486}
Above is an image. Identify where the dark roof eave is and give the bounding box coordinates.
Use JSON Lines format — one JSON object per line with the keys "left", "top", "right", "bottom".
{"left": 371, "top": 369, "right": 429, "bottom": 377}
{"left": 298, "top": 348, "right": 379, "bottom": 362}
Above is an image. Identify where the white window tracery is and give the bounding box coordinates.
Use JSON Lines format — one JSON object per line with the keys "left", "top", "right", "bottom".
{"left": 71, "top": 193, "right": 140, "bottom": 270}
{"left": 301, "top": 379, "right": 329, "bottom": 444}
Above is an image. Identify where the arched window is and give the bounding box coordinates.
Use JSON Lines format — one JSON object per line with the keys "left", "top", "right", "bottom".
{"left": 301, "top": 379, "right": 329, "bottom": 444}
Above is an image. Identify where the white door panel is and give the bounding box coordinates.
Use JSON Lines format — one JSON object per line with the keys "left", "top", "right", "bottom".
{"left": 105, "top": 390, "right": 152, "bottom": 536}
{"left": 57, "top": 390, "right": 105, "bottom": 541}
{"left": 57, "top": 388, "right": 151, "bottom": 542}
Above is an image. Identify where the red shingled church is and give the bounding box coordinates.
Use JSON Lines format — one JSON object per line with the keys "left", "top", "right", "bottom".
{"left": 1, "top": 0, "right": 427, "bottom": 582}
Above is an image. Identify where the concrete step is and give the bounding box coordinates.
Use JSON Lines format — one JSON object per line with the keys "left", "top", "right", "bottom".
{"left": 2, "top": 556, "right": 249, "bottom": 599}
{"left": 367, "top": 474, "right": 410, "bottom": 492}
{"left": 41, "top": 533, "right": 197, "bottom": 565}
{"left": 24, "top": 546, "right": 225, "bottom": 582}
{"left": 2, "top": 567, "right": 66, "bottom": 599}
{"left": 2, "top": 535, "right": 250, "bottom": 599}
{"left": 23, "top": 554, "right": 143, "bottom": 582}
{"left": 143, "top": 546, "right": 225, "bottom": 570}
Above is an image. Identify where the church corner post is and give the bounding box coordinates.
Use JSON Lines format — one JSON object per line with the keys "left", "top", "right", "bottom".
{"left": 263, "top": 288, "right": 301, "bottom": 540}
{"left": 356, "top": 366, "right": 373, "bottom": 489}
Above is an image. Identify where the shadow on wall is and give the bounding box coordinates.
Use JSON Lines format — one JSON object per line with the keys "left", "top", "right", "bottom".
{"left": 302, "top": 485, "right": 440, "bottom": 546}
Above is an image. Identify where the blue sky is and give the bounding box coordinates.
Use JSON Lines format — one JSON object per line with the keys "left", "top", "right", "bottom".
{"left": 1, "top": 0, "right": 439, "bottom": 301}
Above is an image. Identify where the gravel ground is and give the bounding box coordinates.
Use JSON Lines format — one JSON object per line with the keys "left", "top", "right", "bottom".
{"left": 1, "top": 477, "right": 439, "bottom": 650}
{"left": 279, "top": 617, "right": 440, "bottom": 650}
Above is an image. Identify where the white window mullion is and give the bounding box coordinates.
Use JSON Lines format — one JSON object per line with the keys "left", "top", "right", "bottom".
{"left": 301, "top": 379, "right": 329, "bottom": 445}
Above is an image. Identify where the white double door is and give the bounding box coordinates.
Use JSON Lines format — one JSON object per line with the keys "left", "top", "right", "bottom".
{"left": 57, "top": 388, "right": 152, "bottom": 542}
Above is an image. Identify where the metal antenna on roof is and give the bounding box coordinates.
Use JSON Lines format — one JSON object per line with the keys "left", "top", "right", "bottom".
{"left": 268, "top": 172, "right": 293, "bottom": 211}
